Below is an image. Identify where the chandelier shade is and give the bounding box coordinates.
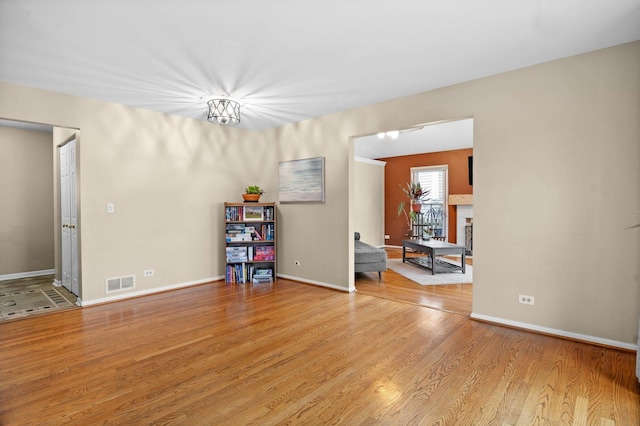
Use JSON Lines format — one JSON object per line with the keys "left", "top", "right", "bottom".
{"left": 207, "top": 98, "right": 241, "bottom": 125}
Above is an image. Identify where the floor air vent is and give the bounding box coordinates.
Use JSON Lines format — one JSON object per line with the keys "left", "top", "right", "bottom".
{"left": 105, "top": 275, "right": 136, "bottom": 293}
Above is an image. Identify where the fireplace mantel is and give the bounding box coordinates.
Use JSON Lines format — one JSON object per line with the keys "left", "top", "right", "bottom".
{"left": 449, "top": 194, "right": 473, "bottom": 206}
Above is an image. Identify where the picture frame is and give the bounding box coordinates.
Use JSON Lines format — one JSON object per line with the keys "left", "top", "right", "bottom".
{"left": 278, "top": 157, "right": 325, "bottom": 203}
{"left": 243, "top": 206, "right": 264, "bottom": 221}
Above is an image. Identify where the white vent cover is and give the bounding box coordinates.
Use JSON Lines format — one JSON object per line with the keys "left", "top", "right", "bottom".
{"left": 105, "top": 275, "right": 136, "bottom": 293}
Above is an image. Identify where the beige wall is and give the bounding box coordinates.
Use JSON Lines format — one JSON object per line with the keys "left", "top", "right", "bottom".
{"left": 268, "top": 41, "right": 640, "bottom": 346}
{"left": 0, "top": 41, "right": 638, "bottom": 347}
{"left": 0, "top": 126, "right": 54, "bottom": 276}
{"left": 0, "top": 84, "right": 259, "bottom": 301}
{"left": 354, "top": 157, "right": 385, "bottom": 247}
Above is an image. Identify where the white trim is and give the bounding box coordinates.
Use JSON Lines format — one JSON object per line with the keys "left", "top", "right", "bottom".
{"left": 0, "top": 269, "right": 55, "bottom": 281}
{"left": 354, "top": 156, "right": 386, "bottom": 166}
{"left": 79, "top": 276, "right": 224, "bottom": 307}
{"left": 276, "top": 274, "right": 354, "bottom": 292}
{"left": 471, "top": 313, "right": 638, "bottom": 351}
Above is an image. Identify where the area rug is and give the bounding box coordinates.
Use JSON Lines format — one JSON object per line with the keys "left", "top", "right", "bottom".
{"left": 0, "top": 287, "right": 74, "bottom": 321}
{"left": 387, "top": 258, "right": 472, "bottom": 285}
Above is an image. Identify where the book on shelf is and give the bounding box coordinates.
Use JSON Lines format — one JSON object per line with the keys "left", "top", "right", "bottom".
{"left": 252, "top": 267, "right": 274, "bottom": 284}
{"left": 226, "top": 224, "right": 245, "bottom": 232}
{"left": 253, "top": 246, "right": 275, "bottom": 261}
{"left": 226, "top": 205, "right": 275, "bottom": 222}
{"left": 226, "top": 233, "right": 253, "bottom": 242}
{"left": 254, "top": 268, "right": 273, "bottom": 276}
{"left": 225, "top": 202, "right": 276, "bottom": 284}
{"left": 225, "top": 223, "right": 274, "bottom": 242}
{"left": 227, "top": 263, "right": 248, "bottom": 283}
{"left": 263, "top": 206, "right": 275, "bottom": 221}
{"left": 255, "top": 224, "right": 274, "bottom": 241}
{"left": 226, "top": 246, "right": 248, "bottom": 262}
{"left": 226, "top": 263, "right": 273, "bottom": 284}
{"left": 225, "top": 206, "right": 245, "bottom": 221}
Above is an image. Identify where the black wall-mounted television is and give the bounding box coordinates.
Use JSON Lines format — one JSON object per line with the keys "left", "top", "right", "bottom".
{"left": 468, "top": 156, "right": 473, "bottom": 186}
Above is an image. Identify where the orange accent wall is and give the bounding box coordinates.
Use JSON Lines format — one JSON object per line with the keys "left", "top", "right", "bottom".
{"left": 380, "top": 148, "right": 473, "bottom": 246}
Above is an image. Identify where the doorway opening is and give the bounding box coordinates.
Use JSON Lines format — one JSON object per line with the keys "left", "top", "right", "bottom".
{"left": 0, "top": 119, "right": 81, "bottom": 320}
{"left": 352, "top": 118, "right": 473, "bottom": 315}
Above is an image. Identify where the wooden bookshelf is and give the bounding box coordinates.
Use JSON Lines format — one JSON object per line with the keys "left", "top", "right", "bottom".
{"left": 224, "top": 202, "right": 276, "bottom": 284}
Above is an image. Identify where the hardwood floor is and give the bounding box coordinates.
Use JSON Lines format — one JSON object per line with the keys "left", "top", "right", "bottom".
{"left": 356, "top": 247, "right": 472, "bottom": 316}
{"left": 1, "top": 278, "right": 638, "bottom": 425}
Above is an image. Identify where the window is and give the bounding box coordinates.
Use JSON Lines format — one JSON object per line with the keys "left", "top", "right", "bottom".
{"left": 412, "top": 165, "right": 448, "bottom": 238}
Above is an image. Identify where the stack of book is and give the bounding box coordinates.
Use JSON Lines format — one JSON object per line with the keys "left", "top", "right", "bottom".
{"left": 252, "top": 268, "right": 273, "bottom": 284}
{"left": 226, "top": 264, "right": 274, "bottom": 284}
{"left": 254, "top": 246, "right": 275, "bottom": 261}
{"left": 225, "top": 246, "right": 248, "bottom": 262}
{"left": 226, "top": 224, "right": 254, "bottom": 242}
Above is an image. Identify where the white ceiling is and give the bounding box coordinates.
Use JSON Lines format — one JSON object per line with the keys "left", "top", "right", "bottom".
{"left": 1, "top": 0, "right": 639, "bottom": 132}
{"left": 354, "top": 118, "right": 473, "bottom": 159}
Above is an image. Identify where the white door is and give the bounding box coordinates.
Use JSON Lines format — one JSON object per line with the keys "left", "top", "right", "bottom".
{"left": 59, "top": 138, "right": 79, "bottom": 296}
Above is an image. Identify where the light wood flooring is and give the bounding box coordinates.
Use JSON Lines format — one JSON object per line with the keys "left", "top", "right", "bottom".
{"left": 1, "top": 274, "right": 638, "bottom": 424}
{"left": 356, "top": 247, "right": 473, "bottom": 316}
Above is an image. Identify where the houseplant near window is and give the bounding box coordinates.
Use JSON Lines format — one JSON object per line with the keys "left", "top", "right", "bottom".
{"left": 397, "top": 182, "right": 430, "bottom": 237}
{"left": 401, "top": 182, "right": 429, "bottom": 212}
{"left": 242, "top": 185, "right": 264, "bottom": 202}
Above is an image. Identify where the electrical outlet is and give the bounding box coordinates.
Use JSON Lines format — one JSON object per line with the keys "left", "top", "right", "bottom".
{"left": 384, "top": 235, "right": 390, "bottom": 240}
{"left": 519, "top": 294, "right": 534, "bottom": 305}
{"left": 294, "top": 260, "right": 301, "bottom": 266}
{"left": 144, "top": 269, "right": 154, "bottom": 277}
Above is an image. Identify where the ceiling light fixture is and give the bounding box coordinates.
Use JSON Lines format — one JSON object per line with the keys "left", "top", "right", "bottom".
{"left": 207, "top": 98, "right": 241, "bottom": 125}
{"left": 377, "top": 130, "right": 400, "bottom": 140}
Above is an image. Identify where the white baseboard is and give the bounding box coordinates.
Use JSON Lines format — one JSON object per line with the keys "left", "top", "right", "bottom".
{"left": 276, "top": 274, "right": 354, "bottom": 292}
{"left": 80, "top": 275, "right": 224, "bottom": 307}
{"left": 471, "top": 312, "right": 638, "bottom": 351}
{"left": 0, "top": 269, "right": 55, "bottom": 281}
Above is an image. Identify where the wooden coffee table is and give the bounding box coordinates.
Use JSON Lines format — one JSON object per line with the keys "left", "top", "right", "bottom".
{"left": 402, "top": 239, "right": 466, "bottom": 275}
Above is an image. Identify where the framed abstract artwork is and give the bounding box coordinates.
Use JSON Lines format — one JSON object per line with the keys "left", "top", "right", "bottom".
{"left": 278, "top": 157, "right": 325, "bottom": 203}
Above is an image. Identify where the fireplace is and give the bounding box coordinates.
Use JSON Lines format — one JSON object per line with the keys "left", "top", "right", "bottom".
{"left": 465, "top": 218, "right": 473, "bottom": 255}
{"left": 449, "top": 194, "right": 473, "bottom": 255}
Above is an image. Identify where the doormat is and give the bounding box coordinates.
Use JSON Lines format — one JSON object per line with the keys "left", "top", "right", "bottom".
{"left": 0, "top": 288, "right": 74, "bottom": 321}
{"left": 387, "top": 258, "right": 472, "bottom": 285}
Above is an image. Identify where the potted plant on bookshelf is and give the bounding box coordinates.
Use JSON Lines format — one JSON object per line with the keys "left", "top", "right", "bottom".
{"left": 242, "top": 185, "right": 264, "bottom": 202}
